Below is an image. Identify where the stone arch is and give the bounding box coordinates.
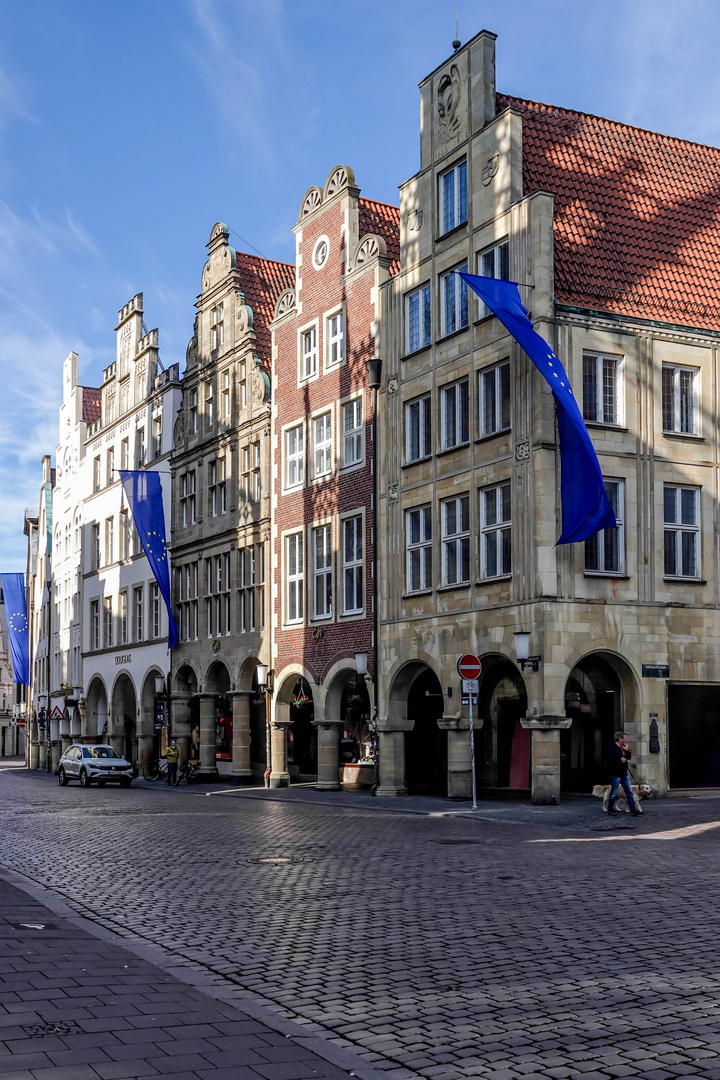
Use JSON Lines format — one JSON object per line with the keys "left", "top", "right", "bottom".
{"left": 386, "top": 656, "right": 443, "bottom": 726}
{"left": 238, "top": 656, "right": 262, "bottom": 693}
{"left": 299, "top": 186, "right": 323, "bottom": 219}
{"left": 562, "top": 650, "right": 642, "bottom": 793}
{"left": 476, "top": 653, "right": 529, "bottom": 790}
{"left": 388, "top": 660, "right": 446, "bottom": 795}
{"left": 205, "top": 660, "right": 231, "bottom": 695}
{"left": 111, "top": 671, "right": 138, "bottom": 765}
{"left": 323, "top": 164, "right": 355, "bottom": 200}
{"left": 274, "top": 288, "right": 296, "bottom": 321}
{"left": 86, "top": 675, "right": 108, "bottom": 739}
{"left": 174, "top": 662, "right": 199, "bottom": 696}
{"left": 351, "top": 233, "right": 387, "bottom": 270}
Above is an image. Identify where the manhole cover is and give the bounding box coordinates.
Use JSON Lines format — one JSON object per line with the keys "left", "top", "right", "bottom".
{"left": 23, "top": 1020, "right": 83, "bottom": 1037}
{"left": 429, "top": 839, "right": 484, "bottom": 846}
{"left": 247, "top": 856, "right": 305, "bottom": 865}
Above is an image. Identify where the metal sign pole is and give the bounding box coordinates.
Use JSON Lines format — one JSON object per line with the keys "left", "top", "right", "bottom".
{"left": 469, "top": 693, "right": 477, "bottom": 811}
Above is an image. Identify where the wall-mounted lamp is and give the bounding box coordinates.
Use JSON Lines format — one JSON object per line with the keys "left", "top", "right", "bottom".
{"left": 514, "top": 631, "right": 541, "bottom": 672}
{"left": 365, "top": 359, "right": 382, "bottom": 391}
{"left": 355, "top": 652, "right": 373, "bottom": 683}
{"left": 154, "top": 675, "right": 166, "bottom": 696}
{"left": 256, "top": 665, "right": 274, "bottom": 694}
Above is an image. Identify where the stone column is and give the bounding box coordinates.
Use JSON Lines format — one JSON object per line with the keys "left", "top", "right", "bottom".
{"left": 521, "top": 715, "right": 572, "bottom": 805}
{"left": 30, "top": 719, "right": 40, "bottom": 769}
{"left": 170, "top": 693, "right": 192, "bottom": 766}
{"left": 230, "top": 692, "right": 252, "bottom": 784}
{"left": 316, "top": 723, "right": 341, "bottom": 791}
{"left": 269, "top": 722, "right": 290, "bottom": 788}
{"left": 439, "top": 715, "right": 483, "bottom": 800}
{"left": 198, "top": 694, "right": 219, "bottom": 781}
{"left": 38, "top": 724, "right": 47, "bottom": 770}
{"left": 376, "top": 728, "right": 407, "bottom": 796}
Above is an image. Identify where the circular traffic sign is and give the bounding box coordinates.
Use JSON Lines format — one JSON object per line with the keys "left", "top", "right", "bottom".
{"left": 457, "top": 654, "right": 482, "bottom": 680}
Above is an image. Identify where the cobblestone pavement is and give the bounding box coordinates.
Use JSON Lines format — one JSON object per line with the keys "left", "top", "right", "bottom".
{"left": 3, "top": 762, "right": 720, "bottom": 1080}
{"left": 0, "top": 873, "right": 351, "bottom": 1080}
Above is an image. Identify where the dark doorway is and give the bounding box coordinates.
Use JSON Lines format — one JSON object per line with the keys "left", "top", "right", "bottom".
{"left": 562, "top": 656, "right": 622, "bottom": 792}
{"left": 123, "top": 719, "right": 136, "bottom": 771}
{"left": 405, "top": 669, "right": 447, "bottom": 795}
{"left": 669, "top": 683, "right": 720, "bottom": 788}
{"left": 288, "top": 678, "right": 316, "bottom": 780}
{"left": 477, "top": 664, "right": 528, "bottom": 790}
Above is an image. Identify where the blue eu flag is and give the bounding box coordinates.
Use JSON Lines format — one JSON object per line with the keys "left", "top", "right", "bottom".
{"left": 1, "top": 572, "right": 30, "bottom": 685}
{"left": 459, "top": 273, "right": 616, "bottom": 544}
{"left": 119, "top": 470, "right": 178, "bottom": 648}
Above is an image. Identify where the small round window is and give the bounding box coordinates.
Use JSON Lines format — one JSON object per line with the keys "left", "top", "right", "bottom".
{"left": 313, "top": 236, "right": 330, "bottom": 270}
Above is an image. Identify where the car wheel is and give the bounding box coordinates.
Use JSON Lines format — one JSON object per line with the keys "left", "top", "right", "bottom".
{"left": 120, "top": 778, "right": 132, "bottom": 788}
{"left": 58, "top": 767, "right": 69, "bottom": 787}
{"left": 79, "top": 769, "right": 91, "bottom": 788}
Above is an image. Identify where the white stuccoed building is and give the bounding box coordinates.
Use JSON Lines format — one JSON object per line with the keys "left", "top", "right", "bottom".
{"left": 80, "top": 293, "right": 181, "bottom": 768}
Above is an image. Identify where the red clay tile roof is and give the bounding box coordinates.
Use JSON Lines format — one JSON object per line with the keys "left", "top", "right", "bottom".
{"left": 235, "top": 252, "right": 295, "bottom": 359}
{"left": 81, "top": 386, "right": 101, "bottom": 425}
{"left": 498, "top": 94, "right": 720, "bottom": 330}
{"left": 358, "top": 197, "right": 400, "bottom": 276}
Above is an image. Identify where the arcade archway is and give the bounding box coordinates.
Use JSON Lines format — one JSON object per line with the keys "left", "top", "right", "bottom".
{"left": 477, "top": 658, "right": 528, "bottom": 790}
{"left": 562, "top": 652, "right": 638, "bottom": 792}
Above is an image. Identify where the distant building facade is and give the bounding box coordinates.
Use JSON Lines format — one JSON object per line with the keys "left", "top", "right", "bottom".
{"left": 169, "top": 224, "right": 293, "bottom": 780}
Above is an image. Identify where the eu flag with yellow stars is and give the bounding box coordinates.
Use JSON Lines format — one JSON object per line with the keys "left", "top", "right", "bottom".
{"left": 119, "top": 470, "right": 178, "bottom": 648}
{"left": 1, "top": 572, "right": 29, "bottom": 684}
{"left": 459, "top": 272, "right": 616, "bottom": 544}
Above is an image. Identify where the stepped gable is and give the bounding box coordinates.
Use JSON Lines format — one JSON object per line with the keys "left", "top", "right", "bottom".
{"left": 498, "top": 93, "right": 720, "bottom": 330}
{"left": 235, "top": 252, "right": 295, "bottom": 359}
{"left": 81, "top": 386, "right": 101, "bottom": 424}
{"left": 358, "top": 197, "right": 401, "bottom": 276}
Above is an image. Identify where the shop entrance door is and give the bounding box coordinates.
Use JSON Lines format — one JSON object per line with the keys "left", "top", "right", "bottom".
{"left": 668, "top": 683, "right": 720, "bottom": 788}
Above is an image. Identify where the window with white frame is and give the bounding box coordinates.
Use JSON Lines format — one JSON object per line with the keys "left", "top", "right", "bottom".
{"left": 440, "top": 159, "right": 467, "bottom": 234}
{"left": 583, "top": 352, "right": 621, "bottom": 425}
{"left": 343, "top": 516, "right": 363, "bottom": 614}
{"left": 90, "top": 600, "right": 99, "bottom": 651}
{"left": 120, "top": 591, "right": 128, "bottom": 645}
{"left": 481, "top": 483, "right": 511, "bottom": 579}
{"left": 91, "top": 523, "right": 100, "bottom": 570}
{"left": 314, "top": 413, "right": 332, "bottom": 478}
{"left": 440, "top": 264, "right": 468, "bottom": 336}
{"left": 476, "top": 241, "right": 510, "bottom": 318}
{"left": 441, "top": 494, "right": 470, "bottom": 586}
{"left": 179, "top": 563, "right": 198, "bottom": 642}
{"left": 120, "top": 509, "right": 130, "bottom": 561}
{"left": 152, "top": 412, "right": 162, "bottom": 458}
{"left": 286, "top": 533, "right": 304, "bottom": 623}
{"left": 342, "top": 399, "right": 363, "bottom": 467}
{"left": 103, "top": 596, "right": 113, "bottom": 648}
{"left": 327, "top": 312, "right": 344, "bottom": 366}
{"left": 132, "top": 586, "right": 144, "bottom": 641}
{"left": 285, "top": 424, "right": 304, "bottom": 488}
{"left": 107, "top": 447, "right": 115, "bottom": 485}
{"left": 406, "top": 505, "right": 432, "bottom": 593}
{"left": 211, "top": 302, "right": 224, "bottom": 350}
{"left": 93, "top": 456, "right": 101, "bottom": 492}
{"left": 664, "top": 485, "right": 700, "bottom": 579}
{"left": 440, "top": 378, "right": 469, "bottom": 450}
{"left": 180, "top": 471, "right": 196, "bottom": 527}
{"left": 662, "top": 364, "right": 699, "bottom": 434}
{"left": 405, "top": 284, "right": 432, "bottom": 354}
{"left": 221, "top": 370, "right": 230, "bottom": 420}
{"left": 479, "top": 362, "right": 511, "bottom": 436}
{"left": 137, "top": 428, "right": 145, "bottom": 467}
{"left": 313, "top": 524, "right": 333, "bottom": 619}
{"left": 205, "top": 381, "right": 214, "bottom": 429}
{"left": 238, "top": 544, "right": 264, "bottom": 632}
{"left": 239, "top": 362, "right": 247, "bottom": 410}
{"left": 301, "top": 325, "right": 318, "bottom": 380}
{"left": 251, "top": 441, "right": 261, "bottom": 501}
{"left": 120, "top": 437, "right": 129, "bottom": 470}
{"left": 209, "top": 459, "right": 227, "bottom": 517}
{"left": 190, "top": 389, "right": 198, "bottom": 433}
{"left": 405, "top": 394, "right": 431, "bottom": 462}
{"left": 585, "top": 479, "right": 624, "bottom": 575}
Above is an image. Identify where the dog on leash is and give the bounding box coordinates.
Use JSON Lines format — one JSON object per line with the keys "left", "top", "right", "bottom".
{"left": 592, "top": 783, "right": 652, "bottom": 813}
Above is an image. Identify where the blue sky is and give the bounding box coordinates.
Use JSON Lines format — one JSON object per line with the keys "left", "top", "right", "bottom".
{"left": 1, "top": 0, "right": 719, "bottom": 569}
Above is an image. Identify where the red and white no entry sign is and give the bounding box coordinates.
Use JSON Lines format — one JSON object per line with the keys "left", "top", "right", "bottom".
{"left": 457, "top": 653, "right": 482, "bottom": 680}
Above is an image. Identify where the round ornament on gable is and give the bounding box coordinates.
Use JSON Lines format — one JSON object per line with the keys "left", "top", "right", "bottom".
{"left": 312, "top": 236, "right": 330, "bottom": 270}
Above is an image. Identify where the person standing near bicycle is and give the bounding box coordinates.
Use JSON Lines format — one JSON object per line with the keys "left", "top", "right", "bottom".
{"left": 165, "top": 739, "right": 180, "bottom": 786}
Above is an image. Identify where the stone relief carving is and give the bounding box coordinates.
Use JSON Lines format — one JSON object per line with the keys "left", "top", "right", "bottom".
{"left": 353, "top": 234, "right": 386, "bottom": 269}
{"left": 408, "top": 209, "right": 423, "bottom": 233}
{"left": 300, "top": 188, "right": 322, "bottom": 218}
{"left": 436, "top": 63, "right": 466, "bottom": 155}
{"left": 325, "top": 166, "right": 348, "bottom": 199}
{"left": 275, "top": 288, "right": 296, "bottom": 319}
{"left": 202, "top": 262, "right": 211, "bottom": 291}
{"left": 482, "top": 154, "right": 500, "bottom": 186}
{"left": 186, "top": 334, "right": 198, "bottom": 367}
{"left": 515, "top": 441, "right": 530, "bottom": 461}
{"left": 173, "top": 413, "right": 185, "bottom": 449}
{"left": 387, "top": 378, "right": 399, "bottom": 395}
{"left": 388, "top": 484, "right": 399, "bottom": 500}
{"left": 252, "top": 367, "right": 269, "bottom": 403}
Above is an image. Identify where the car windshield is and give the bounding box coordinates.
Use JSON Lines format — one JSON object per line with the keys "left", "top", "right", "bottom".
{"left": 90, "top": 747, "right": 122, "bottom": 759}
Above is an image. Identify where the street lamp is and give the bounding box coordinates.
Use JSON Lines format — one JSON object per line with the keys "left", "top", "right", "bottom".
{"left": 255, "top": 665, "right": 274, "bottom": 787}
{"left": 354, "top": 652, "right": 368, "bottom": 678}
{"left": 155, "top": 675, "right": 166, "bottom": 696}
{"left": 514, "top": 631, "right": 541, "bottom": 672}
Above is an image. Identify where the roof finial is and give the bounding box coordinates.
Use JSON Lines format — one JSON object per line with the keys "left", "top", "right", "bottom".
{"left": 452, "top": 0, "right": 461, "bottom": 49}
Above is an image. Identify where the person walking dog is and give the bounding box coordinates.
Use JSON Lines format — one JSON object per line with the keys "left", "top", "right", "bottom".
{"left": 605, "top": 731, "right": 641, "bottom": 815}
{"left": 165, "top": 739, "right": 180, "bottom": 786}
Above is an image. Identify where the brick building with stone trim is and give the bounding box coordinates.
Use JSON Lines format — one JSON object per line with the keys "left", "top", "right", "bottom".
{"left": 268, "top": 166, "right": 399, "bottom": 789}
{"left": 376, "top": 29, "right": 720, "bottom": 801}
{"left": 170, "top": 224, "right": 294, "bottom": 781}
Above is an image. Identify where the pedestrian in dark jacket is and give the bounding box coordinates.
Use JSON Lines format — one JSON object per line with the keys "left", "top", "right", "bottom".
{"left": 605, "top": 731, "right": 640, "bottom": 815}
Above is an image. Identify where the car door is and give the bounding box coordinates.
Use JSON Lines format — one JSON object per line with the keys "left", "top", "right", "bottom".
{"left": 64, "top": 746, "right": 77, "bottom": 777}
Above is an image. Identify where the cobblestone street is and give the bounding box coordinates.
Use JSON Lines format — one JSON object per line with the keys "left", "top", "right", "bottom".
{"left": 3, "top": 763, "right": 720, "bottom": 1080}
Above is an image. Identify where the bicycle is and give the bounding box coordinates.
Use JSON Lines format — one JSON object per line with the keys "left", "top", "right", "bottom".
{"left": 142, "top": 758, "right": 168, "bottom": 782}
{"left": 179, "top": 759, "right": 200, "bottom": 784}
{"left": 142, "top": 758, "right": 200, "bottom": 784}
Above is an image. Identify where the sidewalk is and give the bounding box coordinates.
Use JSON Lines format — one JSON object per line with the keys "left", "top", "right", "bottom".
{"left": 0, "top": 873, "right": 384, "bottom": 1080}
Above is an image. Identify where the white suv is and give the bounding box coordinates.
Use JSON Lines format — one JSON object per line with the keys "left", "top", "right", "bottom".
{"left": 58, "top": 744, "right": 133, "bottom": 788}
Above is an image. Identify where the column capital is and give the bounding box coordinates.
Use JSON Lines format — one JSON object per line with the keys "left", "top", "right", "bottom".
{"left": 521, "top": 715, "right": 572, "bottom": 731}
